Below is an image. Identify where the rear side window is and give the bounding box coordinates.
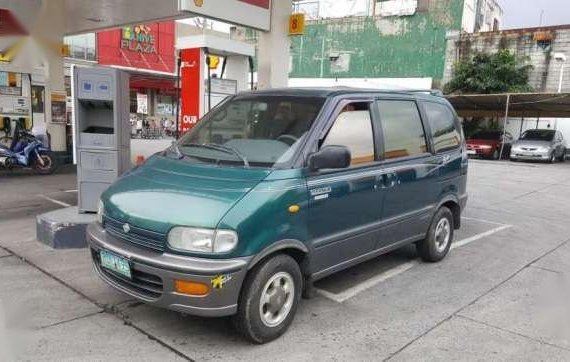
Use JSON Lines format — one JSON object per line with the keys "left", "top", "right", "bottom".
{"left": 377, "top": 100, "right": 427, "bottom": 160}
{"left": 423, "top": 102, "right": 461, "bottom": 153}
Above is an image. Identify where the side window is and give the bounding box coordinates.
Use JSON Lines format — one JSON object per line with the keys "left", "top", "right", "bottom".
{"left": 378, "top": 100, "right": 427, "bottom": 160}
{"left": 322, "top": 102, "right": 375, "bottom": 166}
{"left": 423, "top": 102, "right": 462, "bottom": 153}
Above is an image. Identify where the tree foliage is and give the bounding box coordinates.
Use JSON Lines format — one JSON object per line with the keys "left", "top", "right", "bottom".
{"left": 444, "top": 49, "right": 533, "bottom": 95}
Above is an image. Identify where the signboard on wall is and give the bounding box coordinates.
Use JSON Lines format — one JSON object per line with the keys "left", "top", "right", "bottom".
{"left": 180, "top": 48, "right": 203, "bottom": 133}
{"left": 97, "top": 21, "right": 176, "bottom": 73}
{"left": 136, "top": 93, "right": 148, "bottom": 114}
{"left": 50, "top": 92, "right": 67, "bottom": 123}
{"left": 178, "top": 0, "right": 271, "bottom": 31}
{"left": 0, "top": 72, "right": 22, "bottom": 96}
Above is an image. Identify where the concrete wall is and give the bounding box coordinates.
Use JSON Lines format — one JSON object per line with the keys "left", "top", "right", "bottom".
{"left": 236, "top": 0, "right": 465, "bottom": 86}
{"left": 443, "top": 25, "right": 570, "bottom": 93}
{"left": 289, "top": 0, "right": 465, "bottom": 85}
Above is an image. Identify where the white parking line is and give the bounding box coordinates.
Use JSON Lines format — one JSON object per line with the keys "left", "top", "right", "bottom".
{"left": 315, "top": 220, "right": 513, "bottom": 303}
{"left": 38, "top": 195, "right": 72, "bottom": 208}
{"left": 461, "top": 216, "right": 509, "bottom": 227}
{"left": 451, "top": 224, "right": 512, "bottom": 249}
{"left": 316, "top": 261, "right": 420, "bottom": 303}
{"left": 63, "top": 189, "right": 78, "bottom": 193}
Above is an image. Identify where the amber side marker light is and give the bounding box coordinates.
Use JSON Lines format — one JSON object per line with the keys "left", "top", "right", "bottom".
{"left": 288, "top": 205, "right": 300, "bottom": 214}
{"left": 174, "top": 280, "right": 209, "bottom": 296}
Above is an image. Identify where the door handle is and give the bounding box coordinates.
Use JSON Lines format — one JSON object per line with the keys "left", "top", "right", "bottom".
{"left": 376, "top": 172, "right": 398, "bottom": 189}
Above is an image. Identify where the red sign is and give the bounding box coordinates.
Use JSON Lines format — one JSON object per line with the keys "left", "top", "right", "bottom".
{"left": 0, "top": 9, "right": 28, "bottom": 36}
{"left": 180, "top": 48, "right": 203, "bottom": 133}
{"left": 97, "top": 21, "right": 175, "bottom": 73}
{"left": 238, "top": 0, "right": 270, "bottom": 9}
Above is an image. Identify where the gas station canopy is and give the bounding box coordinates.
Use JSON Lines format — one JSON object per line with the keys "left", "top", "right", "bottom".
{"left": 64, "top": 0, "right": 272, "bottom": 34}
{"left": 447, "top": 93, "right": 570, "bottom": 118}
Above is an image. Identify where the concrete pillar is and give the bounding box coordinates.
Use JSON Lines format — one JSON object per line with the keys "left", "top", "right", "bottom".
{"left": 0, "top": 0, "right": 67, "bottom": 152}
{"left": 257, "top": 0, "right": 292, "bottom": 89}
{"left": 225, "top": 56, "right": 250, "bottom": 92}
{"left": 33, "top": 0, "right": 67, "bottom": 152}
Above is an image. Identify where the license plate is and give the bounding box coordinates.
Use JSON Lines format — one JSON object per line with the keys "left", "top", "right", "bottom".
{"left": 100, "top": 250, "right": 132, "bottom": 279}
{"left": 466, "top": 150, "right": 476, "bottom": 155}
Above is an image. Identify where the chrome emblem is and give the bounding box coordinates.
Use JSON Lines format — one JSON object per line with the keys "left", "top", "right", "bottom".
{"left": 122, "top": 223, "right": 131, "bottom": 233}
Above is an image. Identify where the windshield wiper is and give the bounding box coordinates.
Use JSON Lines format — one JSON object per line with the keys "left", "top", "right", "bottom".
{"left": 183, "top": 143, "right": 250, "bottom": 168}
{"left": 166, "top": 144, "right": 184, "bottom": 160}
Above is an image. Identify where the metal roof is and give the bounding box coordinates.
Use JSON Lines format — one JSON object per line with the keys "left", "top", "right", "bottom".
{"left": 446, "top": 93, "right": 570, "bottom": 118}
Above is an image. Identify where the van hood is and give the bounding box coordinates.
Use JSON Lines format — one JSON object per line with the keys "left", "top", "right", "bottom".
{"left": 513, "top": 140, "right": 553, "bottom": 148}
{"left": 101, "top": 155, "right": 272, "bottom": 233}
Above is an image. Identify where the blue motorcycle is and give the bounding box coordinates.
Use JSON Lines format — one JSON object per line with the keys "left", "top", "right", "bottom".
{"left": 0, "top": 128, "right": 57, "bottom": 175}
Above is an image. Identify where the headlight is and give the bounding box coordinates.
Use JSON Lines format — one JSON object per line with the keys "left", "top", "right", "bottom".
{"left": 167, "top": 227, "right": 238, "bottom": 253}
{"left": 97, "top": 200, "right": 104, "bottom": 224}
{"left": 539, "top": 146, "right": 551, "bottom": 152}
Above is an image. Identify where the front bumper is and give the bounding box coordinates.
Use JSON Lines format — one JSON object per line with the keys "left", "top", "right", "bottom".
{"left": 87, "top": 223, "right": 251, "bottom": 317}
{"left": 510, "top": 151, "right": 550, "bottom": 161}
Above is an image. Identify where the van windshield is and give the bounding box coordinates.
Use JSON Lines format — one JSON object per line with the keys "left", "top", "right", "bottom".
{"left": 174, "top": 96, "right": 325, "bottom": 168}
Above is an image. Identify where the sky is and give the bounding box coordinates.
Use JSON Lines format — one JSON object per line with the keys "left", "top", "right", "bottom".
{"left": 499, "top": 0, "right": 570, "bottom": 29}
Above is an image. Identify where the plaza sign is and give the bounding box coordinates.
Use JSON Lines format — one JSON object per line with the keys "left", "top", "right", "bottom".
{"left": 120, "top": 24, "right": 157, "bottom": 54}
{"left": 178, "top": 0, "right": 271, "bottom": 31}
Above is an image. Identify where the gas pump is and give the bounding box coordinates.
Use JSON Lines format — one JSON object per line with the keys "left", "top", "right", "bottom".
{"left": 176, "top": 35, "right": 255, "bottom": 134}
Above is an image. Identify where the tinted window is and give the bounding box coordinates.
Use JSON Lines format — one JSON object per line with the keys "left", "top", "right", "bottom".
{"left": 471, "top": 131, "right": 501, "bottom": 140}
{"left": 378, "top": 100, "right": 427, "bottom": 159}
{"left": 322, "top": 104, "right": 375, "bottom": 166}
{"left": 423, "top": 102, "right": 461, "bottom": 153}
{"left": 520, "top": 130, "right": 555, "bottom": 141}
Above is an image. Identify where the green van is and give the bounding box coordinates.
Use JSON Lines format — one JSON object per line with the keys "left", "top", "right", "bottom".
{"left": 87, "top": 88, "right": 468, "bottom": 343}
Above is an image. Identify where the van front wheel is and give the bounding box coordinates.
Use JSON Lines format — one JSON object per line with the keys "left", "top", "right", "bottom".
{"left": 232, "top": 254, "right": 302, "bottom": 344}
{"left": 417, "top": 207, "right": 454, "bottom": 262}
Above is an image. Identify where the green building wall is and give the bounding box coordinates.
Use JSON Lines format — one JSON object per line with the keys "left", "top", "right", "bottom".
{"left": 242, "top": 0, "right": 465, "bottom": 86}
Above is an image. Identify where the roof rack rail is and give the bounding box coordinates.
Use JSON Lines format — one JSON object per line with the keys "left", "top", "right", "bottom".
{"left": 402, "top": 89, "right": 444, "bottom": 97}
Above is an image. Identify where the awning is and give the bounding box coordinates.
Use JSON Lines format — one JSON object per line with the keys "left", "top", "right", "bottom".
{"left": 446, "top": 93, "right": 570, "bottom": 118}
{"left": 130, "top": 74, "right": 176, "bottom": 92}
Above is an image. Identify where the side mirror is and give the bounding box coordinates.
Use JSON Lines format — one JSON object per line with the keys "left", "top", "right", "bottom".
{"left": 308, "top": 145, "right": 351, "bottom": 171}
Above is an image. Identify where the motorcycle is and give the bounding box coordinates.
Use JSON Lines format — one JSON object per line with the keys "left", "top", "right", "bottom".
{"left": 0, "top": 129, "right": 57, "bottom": 175}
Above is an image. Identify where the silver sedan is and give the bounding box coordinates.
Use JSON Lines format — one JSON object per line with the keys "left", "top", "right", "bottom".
{"left": 510, "top": 129, "right": 567, "bottom": 162}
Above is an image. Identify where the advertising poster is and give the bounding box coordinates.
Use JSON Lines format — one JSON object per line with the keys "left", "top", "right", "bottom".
{"left": 50, "top": 92, "right": 67, "bottom": 123}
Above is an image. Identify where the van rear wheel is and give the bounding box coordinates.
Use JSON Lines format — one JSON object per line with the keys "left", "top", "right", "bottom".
{"left": 232, "top": 254, "right": 302, "bottom": 344}
{"left": 417, "top": 207, "right": 454, "bottom": 262}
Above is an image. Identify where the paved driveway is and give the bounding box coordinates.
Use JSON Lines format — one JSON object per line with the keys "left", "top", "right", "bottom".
{"left": 1, "top": 160, "right": 569, "bottom": 361}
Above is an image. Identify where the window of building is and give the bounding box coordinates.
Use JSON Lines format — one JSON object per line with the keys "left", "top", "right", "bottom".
{"left": 322, "top": 102, "right": 375, "bottom": 166}
{"left": 378, "top": 100, "right": 427, "bottom": 159}
{"left": 423, "top": 101, "right": 461, "bottom": 153}
{"left": 64, "top": 33, "right": 96, "bottom": 61}
{"left": 31, "top": 85, "right": 45, "bottom": 113}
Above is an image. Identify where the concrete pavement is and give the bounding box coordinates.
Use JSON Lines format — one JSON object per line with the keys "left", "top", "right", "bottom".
{"left": 0, "top": 160, "right": 569, "bottom": 360}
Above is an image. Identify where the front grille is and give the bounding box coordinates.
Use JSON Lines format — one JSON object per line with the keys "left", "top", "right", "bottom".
{"left": 92, "top": 249, "right": 163, "bottom": 300}
{"left": 103, "top": 216, "right": 167, "bottom": 252}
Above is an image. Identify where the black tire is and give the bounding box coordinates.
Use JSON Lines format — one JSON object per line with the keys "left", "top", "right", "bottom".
{"left": 558, "top": 149, "right": 566, "bottom": 162}
{"left": 549, "top": 152, "right": 556, "bottom": 163}
{"left": 0, "top": 136, "right": 12, "bottom": 148}
{"left": 232, "top": 254, "right": 302, "bottom": 344}
{"left": 416, "top": 207, "right": 454, "bottom": 263}
{"left": 491, "top": 149, "right": 499, "bottom": 160}
{"left": 32, "top": 151, "right": 57, "bottom": 175}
